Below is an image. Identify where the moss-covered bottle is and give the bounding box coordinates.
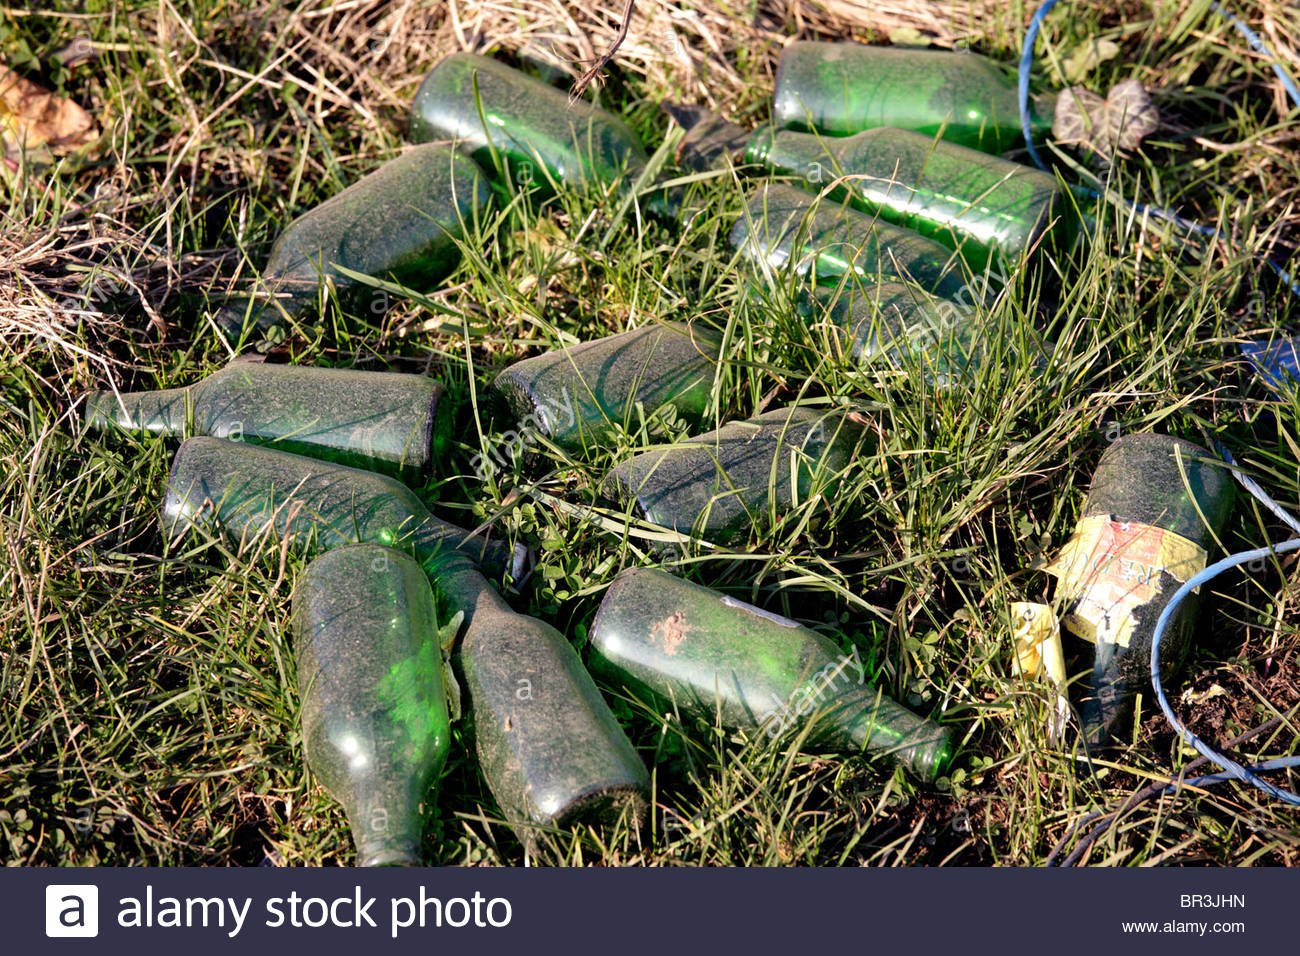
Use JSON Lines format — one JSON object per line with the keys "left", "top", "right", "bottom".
{"left": 409, "top": 53, "right": 649, "bottom": 197}
{"left": 1045, "top": 434, "right": 1234, "bottom": 750}
{"left": 441, "top": 562, "right": 649, "bottom": 845}
{"left": 602, "top": 406, "right": 868, "bottom": 545}
{"left": 84, "top": 362, "right": 450, "bottom": 481}
{"left": 747, "top": 126, "right": 1068, "bottom": 269}
{"left": 293, "top": 544, "right": 452, "bottom": 866}
{"left": 730, "top": 183, "right": 968, "bottom": 300}
{"left": 214, "top": 143, "right": 489, "bottom": 342}
{"left": 162, "top": 437, "right": 523, "bottom": 578}
{"left": 485, "top": 321, "right": 723, "bottom": 462}
{"left": 772, "top": 41, "right": 1054, "bottom": 152}
{"left": 589, "top": 567, "right": 953, "bottom": 780}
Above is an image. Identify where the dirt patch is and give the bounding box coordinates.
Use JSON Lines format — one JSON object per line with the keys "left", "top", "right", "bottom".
{"left": 650, "top": 612, "right": 687, "bottom": 655}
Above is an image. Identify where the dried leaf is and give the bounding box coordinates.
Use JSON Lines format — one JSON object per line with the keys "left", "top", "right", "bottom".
{"left": 0, "top": 62, "right": 100, "bottom": 161}
{"left": 1063, "top": 38, "right": 1120, "bottom": 83}
{"left": 1052, "top": 86, "right": 1106, "bottom": 147}
{"left": 1052, "top": 80, "right": 1159, "bottom": 159}
{"left": 1105, "top": 79, "right": 1160, "bottom": 152}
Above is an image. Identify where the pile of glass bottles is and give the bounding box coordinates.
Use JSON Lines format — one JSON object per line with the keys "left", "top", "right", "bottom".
{"left": 84, "top": 38, "right": 1224, "bottom": 864}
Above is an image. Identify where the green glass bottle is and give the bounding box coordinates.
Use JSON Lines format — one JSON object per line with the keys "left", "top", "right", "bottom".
{"left": 441, "top": 562, "right": 649, "bottom": 845}
{"left": 799, "top": 282, "right": 968, "bottom": 376}
{"left": 409, "top": 53, "right": 649, "bottom": 196}
{"left": 772, "top": 41, "right": 1054, "bottom": 152}
{"left": 485, "top": 321, "right": 723, "bottom": 463}
{"left": 602, "top": 406, "right": 868, "bottom": 545}
{"left": 214, "top": 143, "right": 489, "bottom": 342}
{"left": 84, "top": 362, "right": 450, "bottom": 481}
{"left": 798, "top": 281, "right": 1048, "bottom": 383}
{"left": 162, "top": 436, "right": 523, "bottom": 578}
{"left": 730, "top": 183, "right": 968, "bottom": 300}
{"left": 1045, "top": 434, "right": 1234, "bottom": 750}
{"left": 163, "top": 439, "right": 643, "bottom": 846}
{"left": 747, "top": 126, "right": 1068, "bottom": 269}
{"left": 293, "top": 544, "right": 452, "bottom": 866}
{"left": 589, "top": 567, "right": 953, "bottom": 780}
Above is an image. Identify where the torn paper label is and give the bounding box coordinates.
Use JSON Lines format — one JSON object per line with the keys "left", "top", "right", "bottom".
{"left": 1046, "top": 515, "right": 1206, "bottom": 647}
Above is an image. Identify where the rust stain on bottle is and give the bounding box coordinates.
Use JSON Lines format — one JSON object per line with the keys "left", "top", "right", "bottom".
{"left": 651, "top": 612, "right": 688, "bottom": 655}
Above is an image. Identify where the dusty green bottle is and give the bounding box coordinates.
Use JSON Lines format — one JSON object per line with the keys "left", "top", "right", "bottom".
{"left": 603, "top": 406, "right": 868, "bottom": 545}
{"left": 797, "top": 281, "right": 970, "bottom": 376}
{"left": 83, "top": 362, "right": 450, "bottom": 481}
{"left": 798, "top": 281, "right": 1048, "bottom": 383}
{"left": 293, "top": 544, "right": 452, "bottom": 866}
{"left": 215, "top": 143, "right": 489, "bottom": 342}
{"left": 1046, "top": 434, "right": 1234, "bottom": 750}
{"left": 484, "top": 321, "right": 723, "bottom": 463}
{"left": 440, "top": 562, "right": 649, "bottom": 845}
{"left": 730, "top": 183, "right": 969, "bottom": 300}
{"left": 162, "top": 436, "right": 523, "bottom": 578}
{"left": 163, "top": 439, "right": 641, "bottom": 846}
{"left": 747, "top": 127, "right": 1068, "bottom": 269}
{"left": 772, "top": 41, "right": 1054, "bottom": 152}
{"left": 409, "top": 53, "right": 649, "bottom": 196}
{"left": 589, "top": 567, "right": 953, "bottom": 780}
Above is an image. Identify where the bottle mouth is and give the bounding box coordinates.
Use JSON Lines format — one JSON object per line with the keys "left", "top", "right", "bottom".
{"left": 422, "top": 380, "right": 451, "bottom": 479}
{"left": 82, "top": 390, "right": 117, "bottom": 433}
{"left": 744, "top": 126, "right": 776, "bottom": 166}
{"left": 548, "top": 780, "right": 649, "bottom": 832}
{"left": 485, "top": 371, "right": 556, "bottom": 444}
{"left": 922, "top": 732, "right": 956, "bottom": 782}
{"left": 354, "top": 836, "right": 420, "bottom": 868}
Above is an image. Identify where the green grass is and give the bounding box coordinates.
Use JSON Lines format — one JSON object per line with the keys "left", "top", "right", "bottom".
{"left": 3, "top": 0, "right": 1300, "bottom": 866}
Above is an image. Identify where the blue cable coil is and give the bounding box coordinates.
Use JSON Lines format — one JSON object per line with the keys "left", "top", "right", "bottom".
{"left": 1018, "top": 1, "right": 1300, "bottom": 805}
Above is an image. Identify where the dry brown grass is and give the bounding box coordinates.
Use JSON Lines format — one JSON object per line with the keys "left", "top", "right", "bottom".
{"left": 4, "top": 0, "right": 1298, "bottom": 422}
{"left": 0, "top": 0, "right": 1011, "bottom": 380}
{"left": 390, "top": 0, "right": 999, "bottom": 108}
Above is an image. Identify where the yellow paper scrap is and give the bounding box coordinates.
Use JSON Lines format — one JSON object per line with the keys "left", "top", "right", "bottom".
{"left": 1011, "top": 601, "right": 1069, "bottom": 742}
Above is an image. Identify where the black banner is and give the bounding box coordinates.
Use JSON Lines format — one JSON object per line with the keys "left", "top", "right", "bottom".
{"left": 3, "top": 866, "right": 1290, "bottom": 954}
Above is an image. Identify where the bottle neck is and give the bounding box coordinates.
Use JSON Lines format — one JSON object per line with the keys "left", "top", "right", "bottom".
{"left": 425, "top": 563, "right": 512, "bottom": 629}
{"left": 836, "top": 686, "right": 953, "bottom": 782}
{"left": 84, "top": 386, "right": 192, "bottom": 436}
{"left": 213, "top": 288, "right": 310, "bottom": 347}
{"left": 414, "top": 518, "right": 527, "bottom": 582}
{"left": 667, "top": 103, "right": 753, "bottom": 173}
{"left": 744, "top": 125, "right": 776, "bottom": 166}
{"left": 343, "top": 773, "right": 426, "bottom": 867}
